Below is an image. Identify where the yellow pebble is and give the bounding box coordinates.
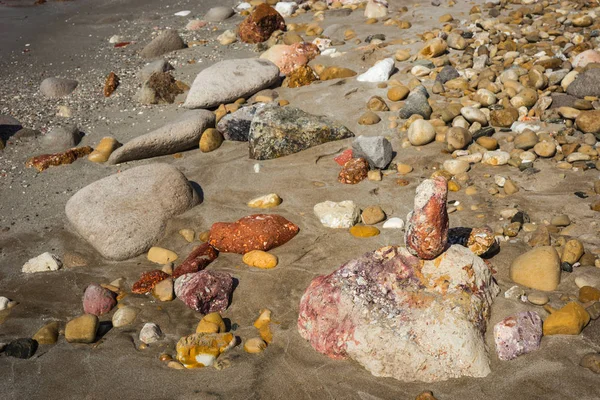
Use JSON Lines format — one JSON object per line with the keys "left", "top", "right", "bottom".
{"left": 147, "top": 247, "right": 178, "bottom": 264}
{"left": 349, "top": 226, "right": 380, "bottom": 238}
{"left": 242, "top": 250, "right": 278, "bottom": 269}
{"left": 448, "top": 181, "right": 461, "bottom": 191}
{"left": 88, "top": 137, "right": 120, "bottom": 163}
{"left": 179, "top": 229, "right": 195, "bottom": 243}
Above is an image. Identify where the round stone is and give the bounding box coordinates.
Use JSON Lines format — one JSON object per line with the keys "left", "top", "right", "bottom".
{"left": 527, "top": 292, "right": 549, "bottom": 306}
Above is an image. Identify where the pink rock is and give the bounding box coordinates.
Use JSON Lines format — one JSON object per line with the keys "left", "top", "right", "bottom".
{"left": 572, "top": 50, "right": 600, "bottom": 68}
{"left": 493, "top": 311, "right": 542, "bottom": 361}
{"left": 82, "top": 283, "right": 117, "bottom": 316}
{"left": 260, "top": 42, "right": 320, "bottom": 75}
{"left": 334, "top": 149, "right": 353, "bottom": 166}
{"left": 404, "top": 177, "right": 449, "bottom": 260}
{"left": 298, "top": 244, "right": 499, "bottom": 382}
{"left": 174, "top": 270, "right": 233, "bottom": 313}
{"left": 185, "top": 20, "right": 207, "bottom": 31}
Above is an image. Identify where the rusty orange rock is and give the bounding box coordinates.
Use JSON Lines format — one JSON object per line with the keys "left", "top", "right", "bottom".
{"left": 25, "top": 146, "right": 93, "bottom": 172}
{"left": 103, "top": 72, "right": 119, "bottom": 97}
{"left": 338, "top": 158, "right": 369, "bottom": 184}
{"left": 132, "top": 270, "right": 170, "bottom": 294}
{"left": 238, "top": 3, "right": 286, "bottom": 44}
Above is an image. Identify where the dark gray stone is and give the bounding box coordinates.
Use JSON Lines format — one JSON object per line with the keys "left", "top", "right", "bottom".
{"left": 249, "top": 107, "right": 354, "bottom": 160}
{"left": 217, "top": 104, "right": 267, "bottom": 141}
{"left": 436, "top": 65, "right": 460, "bottom": 84}
{"left": 398, "top": 86, "right": 432, "bottom": 119}
{"left": 4, "top": 338, "right": 37, "bottom": 359}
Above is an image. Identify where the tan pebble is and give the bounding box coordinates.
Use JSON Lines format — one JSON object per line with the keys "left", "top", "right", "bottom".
{"left": 159, "top": 353, "right": 173, "bottom": 362}
{"left": 448, "top": 181, "right": 461, "bottom": 191}
{"left": 179, "top": 229, "right": 195, "bottom": 243}
{"left": 198, "top": 231, "right": 210, "bottom": 242}
{"left": 504, "top": 179, "right": 519, "bottom": 195}
{"left": 147, "top": 247, "right": 178, "bottom": 264}
{"left": 278, "top": 99, "right": 289, "bottom": 106}
{"left": 244, "top": 337, "right": 267, "bottom": 354}
{"left": 200, "top": 128, "right": 223, "bottom": 153}
{"left": 167, "top": 360, "right": 186, "bottom": 370}
{"left": 465, "top": 186, "right": 477, "bottom": 195}
{"left": 397, "top": 163, "right": 413, "bottom": 175}
{"left": 368, "top": 170, "right": 382, "bottom": 181}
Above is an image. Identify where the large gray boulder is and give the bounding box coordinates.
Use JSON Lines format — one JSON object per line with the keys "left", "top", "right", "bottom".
{"left": 249, "top": 106, "right": 354, "bottom": 160}
{"left": 107, "top": 110, "right": 215, "bottom": 164}
{"left": 40, "top": 77, "right": 78, "bottom": 98}
{"left": 184, "top": 59, "right": 280, "bottom": 109}
{"left": 65, "top": 164, "right": 199, "bottom": 260}
{"left": 140, "top": 30, "right": 185, "bottom": 59}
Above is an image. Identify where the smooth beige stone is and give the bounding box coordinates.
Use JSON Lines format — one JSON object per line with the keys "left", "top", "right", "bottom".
{"left": 510, "top": 246, "right": 561, "bottom": 291}
{"left": 179, "top": 229, "right": 195, "bottom": 243}
{"left": 147, "top": 247, "right": 178, "bottom": 264}
{"left": 248, "top": 193, "right": 282, "bottom": 208}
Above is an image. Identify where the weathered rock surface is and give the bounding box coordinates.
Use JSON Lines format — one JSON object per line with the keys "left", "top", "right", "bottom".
{"left": 66, "top": 164, "right": 199, "bottom": 260}
{"left": 405, "top": 177, "right": 449, "bottom": 260}
{"left": 260, "top": 43, "right": 320, "bottom": 75}
{"left": 174, "top": 270, "right": 234, "bottom": 313}
{"left": 108, "top": 111, "right": 214, "bottom": 164}
{"left": 566, "top": 69, "right": 600, "bottom": 98}
{"left": 40, "top": 77, "right": 78, "bottom": 98}
{"left": 22, "top": 252, "right": 62, "bottom": 273}
{"left": 209, "top": 214, "right": 299, "bottom": 254}
{"left": 184, "top": 59, "right": 280, "bottom": 109}
{"left": 249, "top": 106, "right": 354, "bottom": 160}
{"left": 298, "top": 244, "right": 499, "bottom": 382}
{"left": 217, "top": 104, "right": 267, "bottom": 141}
{"left": 314, "top": 200, "right": 359, "bottom": 228}
{"left": 398, "top": 86, "right": 432, "bottom": 119}
{"left": 494, "top": 311, "right": 542, "bottom": 361}
{"left": 238, "top": 4, "right": 286, "bottom": 44}
{"left": 82, "top": 283, "right": 117, "bottom": 316}
{"left": 40, "top": 125, "right": 81, "bottom": 152}
{"left": 172, "top": 243, "right": 219, "bottom": 279}
{"left": 140, "top": 30, "right": 185, "bottom": 59}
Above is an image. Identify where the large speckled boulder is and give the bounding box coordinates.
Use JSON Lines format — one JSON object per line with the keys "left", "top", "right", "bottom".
{"left": 248, "top": 107, "right": 354, "bottom": 160}
{"left": 298, "top": 244, "right": 499, "bottom": 382}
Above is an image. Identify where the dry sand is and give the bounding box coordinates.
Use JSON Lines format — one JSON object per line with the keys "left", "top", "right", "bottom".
{"left": 1, "top": 0, "right": 600, "bottom": 399}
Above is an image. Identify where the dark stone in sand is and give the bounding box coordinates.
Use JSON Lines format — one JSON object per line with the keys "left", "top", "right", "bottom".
{"left": 4, "top": 338, "right": 38, "bottom": 359}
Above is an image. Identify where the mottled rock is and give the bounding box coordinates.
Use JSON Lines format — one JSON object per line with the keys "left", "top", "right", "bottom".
{"left": 108, "top": 111, "right": 214, "bottom": 164}
{"left": 580, "top": 353, "right": 600, "bottom": 374}
{"left": 493, "top": 311, "right": 542, "bottom": 361}
{"left": 138, "top": 59, "right": 173, "bottom": 82}
{"left": 22, "top": 252, "right": 62, "bottom": 273}
{"left": 4, "top": 339, "right": 37, "bottom": 359}
{"left": 298, "top": 244, "right": 499, "bottom": 382}
{"left": 139, "top": 322, "right": 162, "bottom": 344}
{"left": 399, "top": 86, "right": 432, "bottom": 119}
{"left": 260, "top": 43, "right": 320, "bottom": 75}
{"left": 209, "top": 214, "right": 299, "bottom": 254}
{"left": 82, "top": 283, "right": 117, "bottom": 316}
{"left": 26, "top": 146, "right": 92, "bottom": 172}
{"left": 132, "top": 270, "right": 170, "bottom": 294}
{"left": 567, "top": 69, "right": 600, "bottom": 99}
{"left": 361, "top": 205, "right": 385, "bottom": 225}
{"left": 136, "top": 72, "right": 183, "bottom": 105}
{"left": 238, "top": 4, "right": 286, "bottom": 44}
{"left": 283, "top": 65, "right": 317, "bottom": 88}
{"left": 112, "top": 306, "right": 139, "bottom": 327}
{"left": 65, "top": 164, "right": 199, "bottom": 261}
{"left": 217, "top": 104, "right": 266, "bottom": 142}
{"left": 176, "top": 332, "right": 236, "bottom": 368}
{"left": 140, "top": 30, "right": 185, "bottom": 59}
{"left": 249, "top": 106, "right": 353, "bottom": 160}
{"left": 314, "top": 200, "right": 359, "bottom": 228}
{"left": 184, "top": 59, "right": 280, "bottom": 109}
{"left": 405, "top": 177, "right": 449, "bottom": 260}
{"left": 338, "top": 157, "right": 369, "bottom": 184}
{"left": 174, "top": 270, "right": 234, "bottom": 313}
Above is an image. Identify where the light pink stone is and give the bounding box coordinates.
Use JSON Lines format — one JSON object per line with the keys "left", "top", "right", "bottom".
{"left": 572, "top": 50, "right": 600, "bottom": 68}
{"left": 494, "top": 311, "right": 542, "bottom": 361}
{"left": 259, "top": 43, "right": 320, "bottom": 75}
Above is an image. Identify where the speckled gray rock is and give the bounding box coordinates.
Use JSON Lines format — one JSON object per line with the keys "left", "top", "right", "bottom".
{"left": 249, "top": 106, "right": 354, "bottom": 160}
{"left": 40, "top": 125, "right": 81, "bottom": 152}
{"left": 204, "top": 6, "right": 234, "bottom": 21}
{"left": 217, "top": 104, "right": 267, "bottom": 141}
{"left": 65, "top": 163, "right": 199, "bottom": 260}
{"left": 40, "top": 77, "right": 78, "bottom": 98}
{"left": 140, "top": 30, "right": 185, "bottom": 59}
{"left": 184, "top": 59, "right": 280, "bottom": 109}
{"left": 138, "top": 59, "right": 174, "bottom": 82}
{"left": 352, "top": 135, "right": 392, "bottom": 169}
{"left": 566, "top": 69, "right": 600, "bottom": 98}
{"left": 436, "top": 66, "right": 460, "bottom": 84}
{"left": 398, "top": 86, "right": 432, "bottom": 119}
{"left": 108, "top": 110, "right": 214, "bottom": 164}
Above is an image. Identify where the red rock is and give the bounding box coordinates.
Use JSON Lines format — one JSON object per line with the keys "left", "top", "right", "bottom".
{"left": 25, "top": 146, "right": 93, "bottom": 172}
{"left": 334, "top": 149, "right": 353, "bottom": 166}
{"left": 132, "top": 270, "right": 170, "bottom": 294}
{"left": 174, "top": 270, "right": 233, "bottom": 313}
{"left": 172, "top": 243, "right": 219, "bottom": 279}
{"left": 338, "top": 157, "right": 369, "bottom": 184}
{"left": 82, "top": 283, "right": 117, "bottom": 316}
{"left": 404, "top": 177, "right": 449, "bottom": 260}
{"left": 238, "top": 3, "right": 286, "bottom": 44}
{"left": 209, "top": 214, "right": 299, "bottom": 254}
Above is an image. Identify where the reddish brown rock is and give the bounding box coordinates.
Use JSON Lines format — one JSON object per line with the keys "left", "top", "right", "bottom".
{"left": 404, "top": 177, "right": 449, "bottom": 260}
{"left": 338, "top": 157, "right": 369, "bottom": 184}
{"left": 103, "top": 72, "right": 119, "bottom": 97}
{"left": 25, "top": 146, "right": 93, "bottom": 172}
{"left": 82, "top": 283, "right": 117, "bottom": 316}
{"left": 174, "top": 270, "right": 233, "bottom": 313}
{"left": 334, "top": 149, "right": 353, "bottom": 166}
{"left": 132, "top": 270, "right": 170, "bottom": 294}
{"left": 209, "top": 214, "right": 299, "bottom": 254}
{"left": 238, "top": 4, "right": 286, "bottom": 44}
{"left": 172, "top": 243, "right": 219, "bottom": 279}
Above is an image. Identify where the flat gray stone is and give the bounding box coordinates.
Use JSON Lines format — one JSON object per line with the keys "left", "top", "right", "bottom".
{"left": 40, "top": 78, "right": 78, "bottom": 98}
{"left": 108, "top": 110, "right": 215, "bottom": 164}
{"left": 567, "top": 69, "right": 600, "bottom": 98}
{"left": 204, "top": 6, "right": 234, "bottom": 22}
{"left": 65, "top": 163, "right": 199, "bottom": 260}
{"left": 184, "top": 59, "right": 280, "bottom": 109}
{"left": 140, "top": 30, "right": 185, "bottom": 59}
{"left": 40, "top": 125, "right": 80, "bottom": 152}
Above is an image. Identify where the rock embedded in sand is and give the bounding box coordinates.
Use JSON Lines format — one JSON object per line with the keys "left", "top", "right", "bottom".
{"left": 136, "top": 71, "right": 183, "bottom": 105}
{"left": 238, "top": 4, "right": 286, "bottom": 44}
{"left": 140, "top": 30, "right": 185, "bottom": 59}
{"left": 243, "top": 250, "right": 278, "bottom": 269}
{"left": 132, "top": 270, "right": 170, "bottom": 294}
{"left": 22, "top": 252, "right": 62, "bottom": 274}
{"left": 356, "top": 58, "right": 395, "bottom": 83}
{"left": 4, "top": 339, "right": 37, "bottom": 359}
{"left": 314, "top": 200, "right": 359, "bottom": 229}
{"left": 176, "top": 332, "right": 235, "bottom": 368}
{"left": 482, "top": 150, "right": 510, "bottom": 166}
{"left": 358, "top": 111, "right": 381, "bottom": 125}
{"left": 82, "top": 283, "right": 117, "bottom": 316}
{"left": 174, "top": 270, "right": 233, "bottom": 313}
{"left": 112, "top": 306, "right": 139, "bottom": 327}
{"left": 298, "top": 244, "right": 499, "bottom": 382}
{"left": 260, "top": 42, "right": 320, "bottom": 75}
{"left": 490, "top": 108, "right": 519, "bottom": 128}
{"left": 88, "top": 136, "right": 120, "bottom": 163}
{"left": 408, "top": 119, "right": 436, "bottom": 146}
{"left": 562, "top": 239, "right": 584, "bottom": 265}
{"left": 319, "top": 66, "right": 357, "bottom": 80}
{"left": 103, "top": 72, "right": 119, "bottom": 97}
{"left": 248, "top": 106, "right": 354, "bottom": 160}
{"left": 184, "top": 59, "right": 280, "bottom": 109}
{"left": 172, "top": 243, "right": 219, "bottom": 279}
{"left": 247, "top": 193, "right": 282, "bottom": 208}
{"left": 217, "top": 104, "right": 266, "bottom": 142}
{"left": 65, "top": 314, "right": 98, "bottom": 344}
{"left": 404, "top": 177, "right": 449, "bottom": 260}
{"left": 26, "top": 146, "right": 92, "bottom": 172}
{"left": 580, "top": 353, "right": 600, "bottom": 374}
{"left": 41, "top": 125, "right": 81, "bottom": 152}
{"left": 361, "top": 205, "right": 385, "bottom": 225}
{"left": 209, "top": 214, "right": 299, "bottom": 254}
{"left": 147, "top": 247, "right": 178, "bottom": 264}
{"left": 352, "top": 136, "right": 392, "bottom": 169}
{"left": 40, "top": 77, "right": 78, "bottom": 98}
{"left": 65, "top": 164, "right": 199, "bottom": 261}
{"left": 543, "top": 302, "right": 590, "bottom": 336}
{"left": 199, "top": 128, "right": 224, "bottom": 153}
{"left": 138, "top": 59, "right": 173, "bottom": 83}
{"left": 338, "top": 157, "right": 369, "bottom": 184}
{"left": 108, "top": 110, "right": 214, "bottom": 164}
{"left": 283, "top": 65, "right": 317, "bottom": 88}
{"left": 494, "top": 311, "right": 542, "bottom": 362}
{"left": 204, "top": 6, "right": 234, "bottom": 21}
{"left": 349, "top": 225, "right": 380, "bottom": 238}
{"left": 139, "top": 322, "right": 163, "bottom": 344}
{"left": 509, "top": 246, "right": 561, "bottom": 291}
{"left": 32, "top": 321, "right": 59, "bottom": 345}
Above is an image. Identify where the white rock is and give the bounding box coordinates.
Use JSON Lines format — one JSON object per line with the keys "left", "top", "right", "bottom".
{"left": 0, "top": 297, "right": 10, "bottom": 311}
{"left": 112, "top": 306, "right": 139, "bottom": 328}
{"left": 22, "top": 252, "right": 62, "bottom": 274}
{"left": 314, "top": 200, "right": 359, "bottom": 228}
{"left": 236, "top": 2, "right": 251, "bottom": 11}
{"left": 457, "top": 153, "right": 483, "bottom": 163}
{"left": 382, "top": 217, "right": 404, "bottom": 229}
{"left": 407, "top": 120, "right": 436, "bottom": 146}
{"left": 566, "top": 152, "right": 591, "bottom": 163}
{"left": 411, "top": 65, "right": 431, "bottom": 77}
{"left": 461, "top": 107, "right": 487, "bottom": 125}
{"left": 482, "top": 150, "right": 510, "bottom": 166}
{"left": 504, "top": 285, "right": 525, "bottom": 299}
{"left": 364, "top": 0, "right": 388, "bottom": 19}
{"left": 275, "top": 2, "right": 297, "bottom": 17}
{"left": 511, "top": 122, "right": 541, "bottom": 134}
{"left": 443, "top": 159, "right": 470, "bottom": 175}
{"left": 139, "top": 323, "right": 162, "bottom": 344}
{"left": 217, "top": 30, "right": 237, "bottom": 45}
{"left": 312, "top": 38, "right": 331, "bottom": 51}
{"left": 357, "top": 58, "right": 395, "bottom": 83}
{"left": 494, "top": 175, "right": 506, "bottom": 187}
{"left": 109, "top": 35, "right": 124, "bottom": 44}
{"left": 174, "top": 10, "right": 191, "bottom": 16}
{"left": 574, "top": 269, "right": 600, "bottom": 289}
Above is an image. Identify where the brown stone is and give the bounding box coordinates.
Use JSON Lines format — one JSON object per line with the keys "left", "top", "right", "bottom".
{"left": 579, "top": 286, "right": 600, "bottom": 303}
{"left": 238, "top": 4, "right": 286, "bottom": 44}
{"left": 283, "top": 65, "right": 317, "bottom": 88}
{"left": 209, "top": 214, "right": 299, "bottom": 254}
{"left": 576, "top": 110, "right": 600, "bottom": 134}
{"left": 132, "top": 270, "right": 170, "bottom": 294}
{"left": 490, "top": 108, "right": 519, "bottom": 127}
{"left": 338, "top": 157, "right": 369, "bottom": 184}
{"left": 319, "top": 66, "right": 357, "bottom": 80}
{"left": 172, "top": 243, "right": 219, "bottom": 279}
{"left": 103, "top": 72, "right": 119, "bottom": 97}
